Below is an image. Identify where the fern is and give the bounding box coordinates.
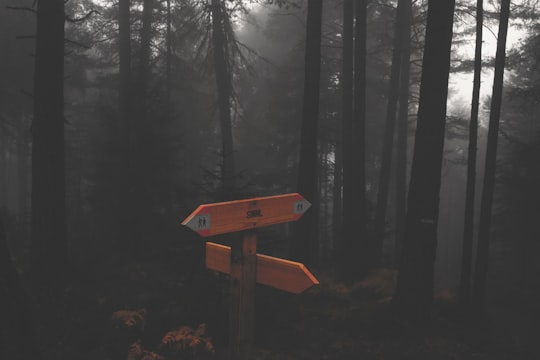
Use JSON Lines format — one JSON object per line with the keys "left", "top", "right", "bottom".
{"left": 127, "top": 341, "right": 164, "bottom": 360}
{"left": 160, "top": 323, "right": 215, "bottom": 357}
{"left": 127, "top": 342, "right": 143, "bottom": 360}
{"left": 111, "top": 308, "right": 147, "bottom": 333}
{"left": 140, "top": 350, "right": 163, "bottom": 360}
{"left": 112, "top": 310, "right": 214, "bottom": 359}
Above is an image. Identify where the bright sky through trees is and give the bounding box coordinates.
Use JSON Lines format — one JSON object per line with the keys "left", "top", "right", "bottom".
{"left": 448, "top": 3, "right": 526, "bottom": 118}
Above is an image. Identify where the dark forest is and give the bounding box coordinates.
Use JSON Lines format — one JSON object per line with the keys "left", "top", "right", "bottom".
{"left": 1, "top": 0, "right": 539, "bottom": 359}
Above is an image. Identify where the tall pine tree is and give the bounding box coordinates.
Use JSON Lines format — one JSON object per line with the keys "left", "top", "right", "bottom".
{"left": 393, "top": 0, "right": 456, "bottom": 321}
{"left": 472, "top": 0, "right": 511, "bottom": 315}
{"left": 31, "top": 0, "right": 67, "bottom": 299}
{"left": 293, "top": 0, "right": 323, "bottom": 266}
{"left": 459, "top": 0, "right": 483, "bottom": 311}
{"left": 211, "top": 0, "right": 235, "bottom": 201}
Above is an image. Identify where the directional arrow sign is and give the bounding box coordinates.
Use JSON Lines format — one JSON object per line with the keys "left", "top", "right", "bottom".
{"left": 206, "top": 242, "right": 319, "bottom": 294}
{"left": 181, "top": 193, "right": 311, "bottom": 237}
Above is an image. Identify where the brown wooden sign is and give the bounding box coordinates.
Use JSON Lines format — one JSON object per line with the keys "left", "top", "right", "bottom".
{"left": 181, "top": 193, "right": 317, "bottom": 360}
{"left": 181, "top": 193, "right": 310, "bottom": 237}
{"left": 206, "top": 242, "right": 319, "bottom": 294}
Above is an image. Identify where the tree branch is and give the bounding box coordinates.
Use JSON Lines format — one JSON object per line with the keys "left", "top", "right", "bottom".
{"left": 6, "top": 6, "right": 36, "bottom": 14}
{"left": 64, "top": 38, "right": 91, "bottom": 49}
{"left": 16, "top": 35, "right": 36, "bottom": 40}
{"left": 65, "top": 10, "right": 99, "bottom": 23}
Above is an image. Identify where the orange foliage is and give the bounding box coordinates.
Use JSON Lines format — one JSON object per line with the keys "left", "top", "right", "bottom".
{"left": 160, "top": 323, "right": 215, "bottom": 356}
{"left": 111, "top": 308, "right": 147, "bottom": 333}
{"left": 127, "top": 342, "right": 164, "bottom": 360}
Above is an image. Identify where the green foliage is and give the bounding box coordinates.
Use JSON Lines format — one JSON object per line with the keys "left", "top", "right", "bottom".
{"left": 507, "top": 23, "right": 540, "bottom": 102}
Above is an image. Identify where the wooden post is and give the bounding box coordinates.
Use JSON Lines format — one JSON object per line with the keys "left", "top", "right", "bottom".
{"left": 228, "top": 231, "right": 257, "bottom": 359}
{"left": 181, "top": 193, "right": 317, "bottom": 357}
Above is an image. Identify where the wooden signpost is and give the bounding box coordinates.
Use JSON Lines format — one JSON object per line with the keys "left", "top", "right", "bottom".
{"left": 181, "top": 193, "right": 319, "bottom": 360}
{"left": 182, "top": 193, "right": 311, "bottom": 237}
{"left": 206, "top": 241, "right": 318, "bottom": 294}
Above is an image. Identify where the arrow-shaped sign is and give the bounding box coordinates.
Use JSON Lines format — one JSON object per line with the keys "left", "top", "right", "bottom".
{"left": 181, "top": 193, "right": 311, "bottom": 237}
{"left": 205, "top": 242, "right": 319, "bottom": 294}
{"left": 181, "top": 193, "right": 317, "bottom": 359}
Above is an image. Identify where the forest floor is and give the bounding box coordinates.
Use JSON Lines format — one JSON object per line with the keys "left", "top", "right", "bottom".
{"left": 37, "top": 251, "right": 536, "bottom": 360}
{"left": 251, "top": 271, "right": 533, "bottom": 360}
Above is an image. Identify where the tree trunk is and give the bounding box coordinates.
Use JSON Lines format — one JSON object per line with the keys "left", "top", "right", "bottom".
{"left": 340, "top": 0, "right": 354, "bottom": 272}
{"left": 351, "top": 0, "right": 368, "bottom": 274}
{"left": 140, "top": 0, "right": 152, "bottom": 89}
{"left": 17, "top": 115, "right": 29, "bottom": 220}
{"left": 0, "top": 136, "right": 7, "bottom": 209}
{"left": 459, "top": 0, "right": 483, "bottom": 311}
{"left": 0, "top": 217, "right": 31, "bottom": 358}
{"left": 292, "top": 0, "right": 323, "bottom": 266}
{"left": 373, "top": 0, "right": 409, "bottom": 267}
{"left": 319, "top": 138, "right": 329, "bottom": 264}
{"left": 166, "top": 0, "right": 172, "bottom": 105}
{"left": 472, "top": 0, "right": 511, "bottom": 315}
{"left": 31, "top": 0, "right": 66, "bottom": 298}
{"left": 211, "top": 0, "right": 235, "bottom": 201}
{"left": 1, "top": 214, "right": 41, "bottom": 359}
{"left": 393, "top": 0, "right": 455, "bottom": 322}
{"left": 118, "top": 0, "right": 132, "bottom": 253}
{"left": 332, "top": 0, "right": 348, "bottom": 259}
{"left": 394, "top": 0, "right": 412, "bottom": 267}
{"left": 332, "top": 121, "right": 342, "bottom": 257}
{"left": 130, "top": 0, "right": 153, "bottom": 254}
{"left": 119, "top": 0, "right": 131, "bottom": 150}
{"left": 165, "top": 0, "right": 176, "bottom": 214}
{"left": 138, "top": 0, "right": 152, "bottom": 127}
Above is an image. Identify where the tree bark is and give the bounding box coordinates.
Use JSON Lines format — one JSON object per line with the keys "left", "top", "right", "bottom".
{"left": 351, "top": 0, "right": 368, "bottom": 274}
{"left": 31, "top": 0, "right": 66, "bottom": 298}
{"left": 118, "top": 0, "right": 133, "bottom": 253}
{"left": 319, "top": 138, "right": 330, "bottom": 264}
{"left": 373, "top": 0, "right": 409, "bottom": 267}
{"left": 459, "top": 0, "right": 483, "bottom": 311}
{"left": 1, "top": 215, "right": 41, "bottom": 359}
{"left": 0, "top": 137, "right": 7, "bottom": 208}
{"left": 166, "top": 0, "right": 172, "bottom": 105}
{"left": 165, "top": 0, "right": 176, "bottom": 214}
{"left": 139, "top": 0, "right": 152, "bottom": 122}
{"left": 393, "top": 0, "right": 455, "bottom": 321}
{"left": 119, "top": 0, "right": 131, "bottom": 151}
{"left": 394, "top": 0, "right": 412, "bottom": 267}
{"left": 139, "top": 0, "right": 154, "bottom": 99}
{"left": 332, "top": 0, "right": 350, "bottom": 260}
{"left": 332, "top": 120, "right": 342, "bottom": 257}
{"left": 340, "top": 0, "right": 354, "bottom": 272}
{"left": 129, "top": 0, "right": 153, "bottom": 254}
{"left": 17, "top": 115, "right": 29, "bottom": 219}
{"left": 292, "top": 0, "right": 323, "bottom": 266}
{"left": 472, "top": 0, "right": 511, "bottom": 315}
{"left": 211, "top": 0, "right": 235, "bottom": 201}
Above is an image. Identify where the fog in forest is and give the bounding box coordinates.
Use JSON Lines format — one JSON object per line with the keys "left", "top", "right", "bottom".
{"left": 1, "top": 0, "right": 539, "bottom": 359}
